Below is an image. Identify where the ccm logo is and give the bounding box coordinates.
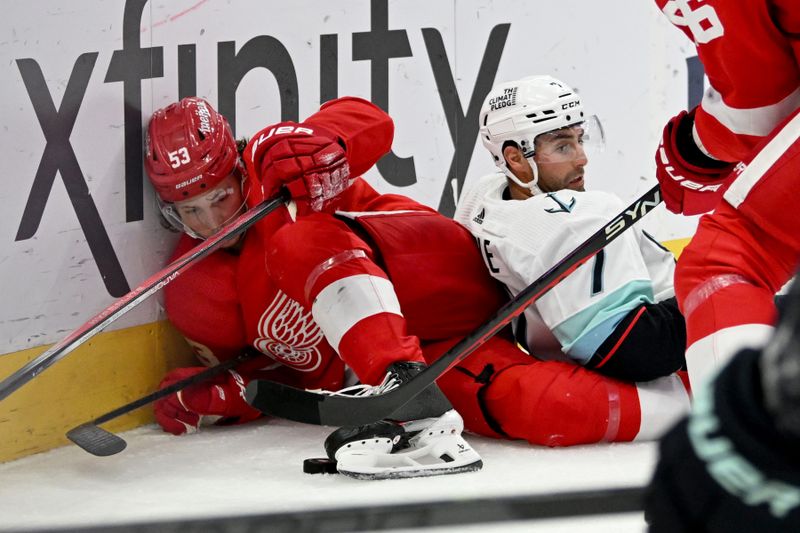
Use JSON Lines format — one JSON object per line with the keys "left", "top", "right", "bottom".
{"left": 561, "top": 100, "right": 580, "bottom": 110}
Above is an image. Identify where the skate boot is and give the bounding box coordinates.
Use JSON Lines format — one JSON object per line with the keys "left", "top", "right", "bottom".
{"left": 323, "top": 361, "right": 483, "bottom": 480}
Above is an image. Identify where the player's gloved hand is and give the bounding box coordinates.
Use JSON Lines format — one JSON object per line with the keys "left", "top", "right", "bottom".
{"left": 655, "top": 109, "right": 737, "bottom": 215}
{"left": 246, "top": 122, "right": 351, "bottom": 212}
{"left": 153, "top": 367, "right": 261, "bottom": 436}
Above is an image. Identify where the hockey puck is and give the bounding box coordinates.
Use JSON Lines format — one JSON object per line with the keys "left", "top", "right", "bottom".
{"left": 303, "top": 457, "right": 338, "bottom": 474}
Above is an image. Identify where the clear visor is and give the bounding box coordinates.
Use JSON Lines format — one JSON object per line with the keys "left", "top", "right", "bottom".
{"left": 525, "top": 115, "right": 605, "bottom": 165}
{"left": 157, "top": 172, "right": 249, "bottom": 240}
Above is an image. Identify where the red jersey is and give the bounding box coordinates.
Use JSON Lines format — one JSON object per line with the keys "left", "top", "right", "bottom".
{"left": 655, "top": 0, "right": 800, "bottom": 161}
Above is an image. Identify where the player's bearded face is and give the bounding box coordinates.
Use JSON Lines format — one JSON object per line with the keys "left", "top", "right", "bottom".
{"left": 534, "top": 126, "right": 588, "bottom": 193}
{"left": 173, "top": 173, "right": 247, "bottom": 246}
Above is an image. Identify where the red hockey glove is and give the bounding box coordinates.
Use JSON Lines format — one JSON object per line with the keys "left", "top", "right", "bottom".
{"left": 247, "top": 122, "right": 351, "bottom": 212}
{"left": 655, "top": 110, "right": 736, "bottom": 215}
{"left": 153, "top": 367, "right": 261, "bottom": 436}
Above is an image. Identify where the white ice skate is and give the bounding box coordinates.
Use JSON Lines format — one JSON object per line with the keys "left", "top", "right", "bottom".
{"left": 332, "top": 409, "right": 483, "bottom": 480}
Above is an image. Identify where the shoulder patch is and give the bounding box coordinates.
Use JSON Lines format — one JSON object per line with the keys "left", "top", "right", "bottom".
{"left": 544, "top": 192, "right": 576, "bottom": 214}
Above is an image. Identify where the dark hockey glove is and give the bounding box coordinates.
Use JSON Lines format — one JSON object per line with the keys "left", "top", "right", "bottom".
{"left": 645, "top": 349, "right": 800, "bottom": 532}
{"left": 761, "top": 277, "right": 800, "bottom": 439}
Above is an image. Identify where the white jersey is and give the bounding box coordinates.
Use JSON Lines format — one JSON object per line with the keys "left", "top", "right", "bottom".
{"left": 455, "top": 172, "right": 675, "bottom": 365}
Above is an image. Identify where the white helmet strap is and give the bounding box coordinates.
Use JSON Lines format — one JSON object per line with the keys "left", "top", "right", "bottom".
{"left": 503, "top": 154, "right": 543, "bottom": 196}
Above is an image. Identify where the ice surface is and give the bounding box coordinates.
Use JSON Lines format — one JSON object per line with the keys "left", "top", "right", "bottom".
{"left": 0, "top": 418, "right": 655, "bottom": 532}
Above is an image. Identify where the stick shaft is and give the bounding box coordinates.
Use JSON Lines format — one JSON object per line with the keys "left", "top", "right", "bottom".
{"left": 0, "top": 192, "right": 287, "bottom": 402}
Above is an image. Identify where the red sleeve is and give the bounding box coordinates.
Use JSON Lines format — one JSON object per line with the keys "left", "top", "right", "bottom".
{"left": 334, "top": 177, "right": 439, "bottom": 214}
{"left": 655, "top": 0, "right": 800, "bottom": 161}
{"left": 163, "top": 235, "right": 249, "bottom": 361}
{"left": 305, "top": 97, "right": 395, "bottom": 177}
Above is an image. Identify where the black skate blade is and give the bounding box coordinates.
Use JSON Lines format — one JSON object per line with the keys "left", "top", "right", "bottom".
{"left": 67, "top": 423, "right": 127, "bottom": 456}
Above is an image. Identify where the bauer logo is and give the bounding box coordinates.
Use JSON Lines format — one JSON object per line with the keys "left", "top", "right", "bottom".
{"left": 489, "top": 87, "right": 517, "bottom": 111}
{"left": 249, "top": 125, "right": 315, "bottom": 163}
{"left": 175, "top": 175, "right": 203, "bottom": 190}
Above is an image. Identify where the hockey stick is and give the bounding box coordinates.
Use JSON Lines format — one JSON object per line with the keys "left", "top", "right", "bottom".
{"left": 0, "top": 190, "right": 289, "bottom": 403}
{"left": 67, "top": 350, "right": 256, "bottom": 456}
{"left": 246, "top": 184, "right": 663, "bottom": 426}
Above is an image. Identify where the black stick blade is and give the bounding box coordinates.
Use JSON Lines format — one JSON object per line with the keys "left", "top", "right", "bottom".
{"left": 245, "top": 379, "right": 418, "bottom": 427}
{"left": 67, "top": 423, "right": 127, "bottom": 456}
{"left": 246, "top": 381, "right": 325, "bottom": 425}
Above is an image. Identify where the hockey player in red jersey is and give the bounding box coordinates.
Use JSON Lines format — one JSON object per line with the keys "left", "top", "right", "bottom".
{"left": 144, "top": 95, "right": 691, "bottom": 479}
{"left": 644, "top": 1, "right": 800, "bottom": 529}
{"left": 145, "top": 95, "right": 488, "bottom": 478}
{"left": 652, "top": 0, "right": 800, "bottom": 388}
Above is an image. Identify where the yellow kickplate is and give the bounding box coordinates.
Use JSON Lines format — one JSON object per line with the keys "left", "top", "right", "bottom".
{"left": 0, "top": 321, "right": 194, "bottom": 463}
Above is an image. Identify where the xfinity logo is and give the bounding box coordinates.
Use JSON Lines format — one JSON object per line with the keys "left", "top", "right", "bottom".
{"left": 11, "top": 0, "right": 514, "bottom": 297}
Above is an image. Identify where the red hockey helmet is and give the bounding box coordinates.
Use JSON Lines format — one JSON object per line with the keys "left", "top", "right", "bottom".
{"left": 144, "top": 97, "right": 239, "bottom": 203}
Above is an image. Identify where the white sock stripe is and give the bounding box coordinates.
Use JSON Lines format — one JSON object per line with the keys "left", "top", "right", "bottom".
{"left": 724, "top": 111, "right": 800, "bottom": 208}
{"left": 311, "top": 274, "right": 403, "bottom": 352}
{"left": 634, "top": 374, "right": 691, "bottom": 442}
{"left": 686, "top": 324, "right": 774, "bottom": 390}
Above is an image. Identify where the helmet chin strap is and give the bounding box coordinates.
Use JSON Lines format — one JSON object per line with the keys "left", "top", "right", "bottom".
{"left": 504, "top": 156, "right": 543, "bottom": 196}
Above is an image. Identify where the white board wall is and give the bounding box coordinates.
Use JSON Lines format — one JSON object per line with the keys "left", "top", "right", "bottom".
{"left": 0, "top": 0, "right": 700, "bottom": 353}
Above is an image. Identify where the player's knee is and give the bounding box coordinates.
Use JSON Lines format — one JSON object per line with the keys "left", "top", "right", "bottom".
{"left": 484, "top": 363, "right": 617, "bottom": 447}
{"left": 590, "top": 349, "right": 685, "bottom": 382}
{"left": 673, "top": 246, "right": 709, "bottom": 307}
{"left": 268, "top": 215, "right": 374, "bottom": 303}
{"left": 587, "top": 301, "right": 687, "bottom": 382}
{"left": 429, "top": 337, "right": 531, "bottom": 439}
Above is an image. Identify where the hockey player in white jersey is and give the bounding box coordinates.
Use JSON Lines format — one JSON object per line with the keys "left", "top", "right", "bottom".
{"left": 456, "top": 75, "right": 687, "bottom": 382}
